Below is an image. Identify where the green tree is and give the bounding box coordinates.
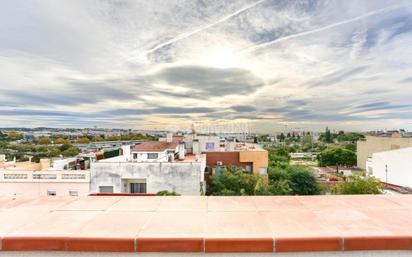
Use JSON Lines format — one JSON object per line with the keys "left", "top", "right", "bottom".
{"left": 38, "top": 136, "right": 51, "bottom": 145}
{"left": 266, "top": 146, "right": 290, "bottom": 168}
{"left": 324, "top": 127, "right": 332, "bottom": 143}
{"left": 62, "top": 146, "right": 80, "bottom": 157}
{"left": 76, "top": 137, "right": 90, "bottom": 144}
{"left": 317, "top": 147, "right": 356, "bottom": 171}
{"left": 210, "top": 168, "right": 269, "bottom": 196}
{"left": 268, "top": 166, "right": 320, "bottom": 195}
{"left": 300, "top": 134, "right": 313, "bottom": 152}
{"left": 59, "top": 144, "right": 73, "bottom": 152}
{"left": 7, "top": 131, "right": 22, "bottom": 139}
{"left": 336, "top": 132, "right": 364, "bottom": 143}
{"left": 55, "top": 138, "right": 69, "bottom": 144}
{"left": 332, "top": 175, "right": 383, "bottom": 194}
{"left": 49, "top": 147, "right": 61, "bottom": 157}
{"left": 287, "top": 166, "right": 321, "bottom": 195}
{"left": 277, "top": 133, "right": 285, "bottom": 142}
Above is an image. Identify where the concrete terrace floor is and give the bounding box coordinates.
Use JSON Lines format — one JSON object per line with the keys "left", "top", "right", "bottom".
{"left": 1, "top": 195, "right": 412, "bottom": 253}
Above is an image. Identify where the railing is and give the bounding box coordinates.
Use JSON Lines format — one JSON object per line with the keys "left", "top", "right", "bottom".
{"left": 0, "top": 170, "right": 90, "bottom": 182}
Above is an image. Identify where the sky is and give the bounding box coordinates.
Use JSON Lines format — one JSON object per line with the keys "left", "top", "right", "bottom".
{"left": 1, "top": 0, "right": 412, "bottom": 132}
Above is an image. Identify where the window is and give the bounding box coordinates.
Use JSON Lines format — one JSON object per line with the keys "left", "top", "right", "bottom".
{"left": 47, "top": 190, "right": 56, "bottom": 196}
{"left": 245, "top": 165, "right": 252, "bottom": 172}
{"left": 99, "top": 186, "right": 114, "bottom": 193}
{"left": 259, "top": 167, "right": 268, "bottom": 175}
{"left": 205, "top": 142, "right": 215, "bottom": 151}
{"left": 130, "top": 183, "right": 146, "bottom": 194}
{"left": 133, "top": 153, "right": 138, "bottom": 159}
{"left": 69, "top": 190, "right": 79, "bottom": 197}
{"left": 147, "top": 153, "right": 158, "bottom": 159}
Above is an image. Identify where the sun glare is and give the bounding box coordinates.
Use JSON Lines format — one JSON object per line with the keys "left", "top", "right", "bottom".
{"left": 203, "top": 50, "right": 240, "bottom": 69}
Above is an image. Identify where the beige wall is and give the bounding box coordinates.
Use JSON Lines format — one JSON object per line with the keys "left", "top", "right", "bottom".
{"left": 357, "top": 135, "right": 412, "bottom": 169}
{"left": 239, "top": 150, "right": 268, "bottom": 174}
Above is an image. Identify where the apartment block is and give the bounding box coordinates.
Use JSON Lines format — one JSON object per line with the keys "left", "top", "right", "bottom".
{"left": 357, "top": 132, "right": 412, "bottom": 169}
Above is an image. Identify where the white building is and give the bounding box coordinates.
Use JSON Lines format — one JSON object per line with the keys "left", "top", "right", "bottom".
{"left": 90, "top": 136, "right": 206, "bottom": 195}
{"left": 366, "top": 147, "right": 412, "bottom": 188}
{"left": 0, "top": 155, "right": 90, "bottom": 197}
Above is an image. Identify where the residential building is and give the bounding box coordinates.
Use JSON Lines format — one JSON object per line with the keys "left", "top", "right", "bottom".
{"left": 90, "top": 135, "right": 206, "bottom": 195}
{"left": 202, "top": 141, "right": 268, "bottom": 175}
{"left": 0, "top": 155, "right": 90, "bottom": 197}
{"left": 366, "top": 147, "right": 412, "bottom": 189}
{"left": 357, "top": 132, "right": 412, "bottom": 169}
{"left": 182, "top": 133, "right": 269, "bottom": 175}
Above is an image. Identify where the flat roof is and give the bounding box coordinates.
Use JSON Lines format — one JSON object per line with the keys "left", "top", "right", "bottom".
{"left": 1, "top": 195, "right": 412, "bottom": 253}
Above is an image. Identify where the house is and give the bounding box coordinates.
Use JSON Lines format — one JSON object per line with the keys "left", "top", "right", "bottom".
{"left": 90, "top": 134, "right": 206, "bottom": 195}
{"left": 201, "top": 140, "right": 268, "bottom": 175}
{"left": 366, "top": 147, "right": 412, "bottom": 189}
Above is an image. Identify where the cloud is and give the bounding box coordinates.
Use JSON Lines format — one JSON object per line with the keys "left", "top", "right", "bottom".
{"left": 1, "top": 0, "right": 412, "bottom": 130}
{"left": 153, "top": 65, "right": 264, "bottom": 96}
{"left": 309, "top": 66, "right": 369, "bottom": 87}
{"left": 231, "top": 105, "right": 257, "bottom": 112}
{"left": 400, "top": 76, "right": 412, "bottom": 83}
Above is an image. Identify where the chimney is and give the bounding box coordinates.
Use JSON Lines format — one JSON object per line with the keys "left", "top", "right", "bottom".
{"left": 192, "top": 140, "right": 200, "bottom": 155}
{"left": 178, "top": 142, "right": 185, "bottom": 160}
{"left": 166, "top": 133, "right": 173, "bottom": 143}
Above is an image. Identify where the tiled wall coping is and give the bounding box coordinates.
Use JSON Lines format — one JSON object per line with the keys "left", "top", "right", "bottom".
{"left": 2, "top": 236, "right": 412, "bottom": 252}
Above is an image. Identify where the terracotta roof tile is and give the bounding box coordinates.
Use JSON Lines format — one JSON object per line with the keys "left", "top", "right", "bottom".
{"left": 131, "top": 141, "right": 178, "bottom": 152}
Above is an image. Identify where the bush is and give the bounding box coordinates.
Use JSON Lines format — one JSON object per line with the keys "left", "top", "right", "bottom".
{"left": 156, "top": 190, "right": 180, "bottom": 196}
{"left": 332, "top": 175, "right": 383, "bottom": 194}
{"left": 210, "top": 168, "right": 268, "bottom": 196}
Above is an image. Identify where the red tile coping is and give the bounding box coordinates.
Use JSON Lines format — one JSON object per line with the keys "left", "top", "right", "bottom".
{"left": 2, "top": 196, "right": 412, "bottom": 253}
{"left": 276, "top": 237, "right": 342, "bottom": 252}
{"left": 2, "top": 237, "right": 67, "bottom": 251}
{"left": 205, "top": 238, "right": 273, "bottom": 252}
{"left": 344, "top": 236, "right": 412, "bottom": 251}
{"left": 2, "top": 236, "right": 412, "bottom": 252}
{"left": 137, "top": 238, "right": 203, "bottom": 252}
{"left": 67, "top": 237, "right": 135, "bottom": 252}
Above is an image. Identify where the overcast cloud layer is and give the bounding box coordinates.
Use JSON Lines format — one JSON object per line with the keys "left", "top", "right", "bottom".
{"left": 1, "top": 0, "right": 412, "bottom": 132}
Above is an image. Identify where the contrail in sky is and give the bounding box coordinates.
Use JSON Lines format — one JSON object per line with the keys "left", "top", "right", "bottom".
{"left": 145, "top": 0, "right": 267, "bottom": 54}
{"left": 240, "top": 4, "right": 403, "bottom": 54}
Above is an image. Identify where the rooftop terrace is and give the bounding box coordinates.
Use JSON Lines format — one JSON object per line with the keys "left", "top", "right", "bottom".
{"left": 1, "top": 195, "right": 412, "bottom": 254}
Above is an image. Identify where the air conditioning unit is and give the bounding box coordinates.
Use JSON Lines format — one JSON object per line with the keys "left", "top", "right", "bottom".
{"left": 216, "top": 161, "right": 223, "bottom": 166}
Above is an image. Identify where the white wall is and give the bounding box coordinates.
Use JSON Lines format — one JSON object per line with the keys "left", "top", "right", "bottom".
{"left": 133, "top": 151, "right": 169, "bottom": 162}
{"left": 370, "top": 147, "right": 412, "bottom": 187}
{"left": 0, "top": 182, "right": 89, "bottom": 197}
{"left": 195, "top": 136, "right": 220, "bottom": 152}
{"left": 0, "top": 169, "right": 90, "bottom": 197}
{"left": 90, "top": 156, "right": 206, "bottom": 195}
